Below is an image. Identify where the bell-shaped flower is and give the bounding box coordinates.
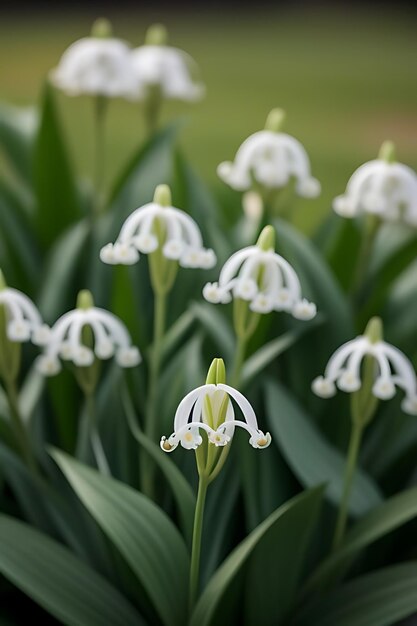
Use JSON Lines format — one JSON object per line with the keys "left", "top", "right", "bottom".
{"left": 217, "top": 108, "right": 320, "bottom": 198}
{"left": 36, "top": 290, "right": 141, "bottom": 376}
{"left": 131, "top": 24, "right": 204, "bottom": 102}
{"left": 100, "top": 184, "right": 216, "bottom": 269}
{"left": 312, "top": 317, "right": 417, "bottom": 415}
{"left": 50, "top": 19, "right": 139, "bottom": 99}
{"left": 333, "top": 141, "right": 417, "bottom": 227}
{"left": 160, "top": 380, "right": 271, "bottom": 453}
{"left": 203, "top": 225, "right": 317, "bottom": 320}
{"left": 0, "top": 272, "right": 50, "bottom": 346}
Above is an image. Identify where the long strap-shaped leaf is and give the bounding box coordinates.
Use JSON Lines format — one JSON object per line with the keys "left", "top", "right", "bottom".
{"left": 52, "top": 449, "right": 189, "bottom": 626}
{"left": 296, "top": 562, "right": 417, "bottom": 626}
{"left": 0, "top": 514, "right": 143, "bottom": 626}
{"left": 190, "top": 487, "right": 324, "bottom": 626}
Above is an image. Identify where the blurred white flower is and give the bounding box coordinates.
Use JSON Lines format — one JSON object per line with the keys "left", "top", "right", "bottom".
{"left": 160, "top": 383, "right": 271, "bottom": 453}
{"left": 218, "top": 109, "right": 320, "bottom": 197}
{"left": 312, "top": 331, "right": 417, "bottom": 415}
{"left": 131, "top": 24, "right": 204, "bottom": 102}
{"left": 100, "top": 184, "right": 216, "bottom": 270}
{"left": 37, "top": 295, "right": 140, "bottom": 376}
{"left": 203, "top": 230, "right": 317, "bottom": 320}
{"left": 51, "top": 19, "right": 139, "bottom": 99}
{"left": 0, "top": 286, "right": 49, "bottom": 346}
{"left": 333, "top": 142, "right": 417, "bottom": 226}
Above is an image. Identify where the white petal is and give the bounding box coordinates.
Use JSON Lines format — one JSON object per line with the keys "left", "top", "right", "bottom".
{"left": 292, "top": 299, "right": 317, "bottom": 320}
{"left": 311, "top": 376, "right": 336, "bottom": 398}
{"left": 116, "top": 346, "right": 141, "bottom": 367}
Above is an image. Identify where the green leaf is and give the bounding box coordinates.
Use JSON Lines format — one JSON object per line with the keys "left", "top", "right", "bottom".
{"left": 0, "top": 102, "right": 37, "bottom": 183}
{"left": 190, "top": 302, "right": 234, "bottom": 359}
{"left": 121, "top": 382, "right": 196, "bottom": 544}
{"left": 0, "top": 514, "right": 143, "bottom": 626}
{"left": 265, "top": 380, "right": 382, "bottom": 515}
{"left": 305, "top": 486, "right": 417, "bottom": 594}
{"left": 190, "top": 488, "right": 324, "bottom": 626}
{"left": 33, "top": 83, "right": 81, "bottom": 248}
{"left": 52, "top": 450, "right": 189, "bottom": 626}
{"left": 296, "top": 562, "right": 417, "bottom": 626}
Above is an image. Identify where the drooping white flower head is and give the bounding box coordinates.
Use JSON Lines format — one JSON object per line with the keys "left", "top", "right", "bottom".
{"left": 161, "top": 359, "right": 271, "bottom": 453}
{"left": 218, "top": 109, "right": 320, "bottom": 198}
{"left": 50, "top": 19, "right": 139, "bottom": 99}
{"left": 131, "top": 24, "right": 204, "bottom": 102}
{"left": 312, "top": 317, "right": 417, "bottom": 415}
{"left": 203, "top": 225, "right": 317, "bottom": 320}
{"left": 36, "top": 290, "right": 141, "bottom": 376}
{"left": 100, "top": 184, "right": 216, "bottom": 270}
{"left": 0, "top": 272, "right": 50, "bottom": 346}
{"left": 333, "top": 141, "right": 417, "bottom": 227}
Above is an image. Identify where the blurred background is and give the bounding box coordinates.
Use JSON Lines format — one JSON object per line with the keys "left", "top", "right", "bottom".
{"left": 1, "top": 1, "right": 416, "bottom": 231}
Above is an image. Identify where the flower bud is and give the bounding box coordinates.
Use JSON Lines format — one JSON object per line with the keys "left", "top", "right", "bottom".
{"left": 145, "top": 23, "right": 168, "bottom": 46}
{"left": 206, "top": 358, "right": 226, "bottom": 385}
{"left": 264, "top": 107, "right": 286, "bottom": 133}
{"left": 378, "top": 140, "right": 396, "bottom": 164}
{"left": 91, "top": 17, "right": 113, "bottom": 39}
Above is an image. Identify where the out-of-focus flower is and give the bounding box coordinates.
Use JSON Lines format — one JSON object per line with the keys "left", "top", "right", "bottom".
{"left": 312, "top": 317, "right": 417, "bottom": 415}
{"left": 161, "top": 359, "right": 271, "bottom": 453}
{"left": 37, "top": 290, "right": 140, "bottom": 376}
{"left": 333, "top": 141, "right": 417, "bottom": 226}
{"left": 131, "top": 24, "right": 204, "bottom": 102}
{"left": 100, "top": 184, "right": 216, "bottom": 269}
{"left": 218, "top": 108, "right": 320, "bottom": 198}
{"left": 0, "top": 271, "right": 49, "bottom": 346}
{"left": 203, "top": 225, "right": 317, "bottom": 320}
{"left": 50, "top": 18, "right": 139, "bottom": 99}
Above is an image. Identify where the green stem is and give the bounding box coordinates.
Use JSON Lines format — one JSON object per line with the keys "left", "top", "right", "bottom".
{"left": 189, "top": 476, "right": 208, "bottom": 611}
{"left": 92, "top": 95, "right": 107, "bottom": 217}
{"left": 85, "top": 391, "right": 111, "bottom": 476}
{"left": 5, "top": 379, "right": 38, "bottom": 476}
{"left": 231, "top": 335, "right": 247, "bottom": 388}
{"left": 332, "top": 422, "right": 363, "bottom": 550}
{"left": 350, "top": 215, "right": 380, "bottom": 305}
{"left": 143, "top": 86, "right": 162, "bottom": 137}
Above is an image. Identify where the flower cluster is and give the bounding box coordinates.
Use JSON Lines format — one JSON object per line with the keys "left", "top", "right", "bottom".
{"left": 100, "top": 185, "right": 216, "bottom": 270}
{"left": 161, "top": 382, "right": 271, "bottom": 453}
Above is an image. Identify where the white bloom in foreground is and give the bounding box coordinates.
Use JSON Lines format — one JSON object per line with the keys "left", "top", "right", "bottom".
{"left": 100, "top": 184, "right": 216, "bottom": 269}
{"left": 312, "top": 320, "right": 417, "bottom": 415}
{"left": 50, "top": 19, "right": 139, "bottom": 99}
{"left": 131, "top": 24, "right": 204, "bottom": 102}
{"left": 160, "top": 382, "right": 271, "bottom": 453}
{"left": 333, "top": 142, "right": 417, "bottom": 226}
{"left": 218, "top": 109, "right": 320, "bottom": 197}
{"left": 0, "top": 282, "right": 50, "bottom": 346}
{"left": 203, "top": 226, "right": 317, "bottom": 320}
{"left": 37, "top": 291, "right": 141, "bottom": 376}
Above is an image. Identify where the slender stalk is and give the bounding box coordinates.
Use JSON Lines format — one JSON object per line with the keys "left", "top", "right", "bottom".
{"left": 332, "top": 422, "right": 363, "bottom": 550}
{"left": 85, "top": 391, "right": 111, "bottom": 476}
{"left": 143, "top": 86, "right": 162, "bottom": 137}
{"left": 189, "top": 476, "right": 208, "bottom": 611}
{"left": 350, "top": 215, "right": 380, "bottom": 305}
{"left": 5, "top": 379, "right": 38, "bottom": 476}
{"left": 92, "top": 95, "right": 107, "bottom": 217}
{"left": 231, "top": 334, "right": 247, "bottom": 388}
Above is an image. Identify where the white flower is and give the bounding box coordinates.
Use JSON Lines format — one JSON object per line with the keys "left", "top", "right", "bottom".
{"left": 36, "top": 303, "right": 141, "bottom": 376}
{"left": 100, "top": 190, "right": 216, "bottom": 270}
{"left": 218, "top": 118, "right": 320, "bottom": 197}
{"left": 312, "top": 335, "right": 417, "bottom": 414}
{"left": 131, "top": 45, "right": 204, "bottom": 102}
{"left": 51, "top": 22, "right": 139, "bottom": 99}
{"left": 160, "top": 383, "right": 271, "bottom": 453}
{"left": 0, "top": 287, "right": 50, "bottom": 346}
{"left": 333, "top": 157, "right": 417, "bottom": 227}
{"left": 203, "top": 244, "right": 317, "bottom": 320}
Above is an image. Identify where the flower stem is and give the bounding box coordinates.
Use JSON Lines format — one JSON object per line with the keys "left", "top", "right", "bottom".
{"left": 332, "top": 421, "right": 363, "bottom": 550}
{"left": 85, "top": 391, "right": 111, "bottom": 476}
{"left": 189, "top": 476, "right": 208, "bottom": 611}
{"left": 231, "top": 334, "right": 247, "bottom": 388}
{"left": 92, "top": 95, "right": 107, "bottom": 217}
{"left": 350, "top": 215, "right": 380, "bottom": 305}
{"left": 5, "top": 379, "right": 38, "bottom": 477}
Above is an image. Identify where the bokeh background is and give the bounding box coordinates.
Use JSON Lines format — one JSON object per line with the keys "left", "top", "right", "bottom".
{"left": 1, "top": 2, "right": 417, "bottom": 232}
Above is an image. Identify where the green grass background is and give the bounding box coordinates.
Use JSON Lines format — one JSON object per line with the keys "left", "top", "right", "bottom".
{"left": 1, "top": 6, "right": 416, "bottom": 231}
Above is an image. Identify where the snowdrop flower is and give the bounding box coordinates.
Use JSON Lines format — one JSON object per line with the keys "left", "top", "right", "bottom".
{"left": 203, "top": 225, "right": 317, "bottom": 320}
{"left": 0, "top": 271, "right": 49, "bottom": 346}
{"left": 100, "top": 184, "right": 216, "bottom": 270}
{"left": 333, "top": 141, "right": 417, "bottom": 227}
{"left": 161, "top": 359, "right": 271, "bottom": 454}
{"left": 51, "top": 18, "right": 139, "bottom": 99}
{"left": 218, "top": 108, "right": 320, "bottom": 198}
{"left": 312, "top": 317, "right": 417, "bottom": 415}
{"left": 37, "top": 290, "right": 141, "bottom": 376}
{"left": 131, "top": 24, "right": 204, "bottom": 102}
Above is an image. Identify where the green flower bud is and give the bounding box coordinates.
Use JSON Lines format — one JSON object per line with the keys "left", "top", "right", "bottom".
{"left": 378, "top": 140, "right": 396, "bottom": 164}
{"left": 206, "top": 358, "right": 226, "bottom": 385}
{"left": 364, "top": 316, "right": 383, "bottom": 344}
{"left": 265, "top": 108, "right": 286, "bottom": 133}
{"left": 154, "top": 183, "right": 172, "bottom": 207}
{"left": 91, "top": 18, "right": 113, "bottom": 39}
{"left": 77, "top": 289, "right": 94, "bottom": 310}
{"left": 145, "top": 23, "right": 168, "bottom": 46}
{"left": 256, "top": 225, "right": 276, "bottom": 251}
